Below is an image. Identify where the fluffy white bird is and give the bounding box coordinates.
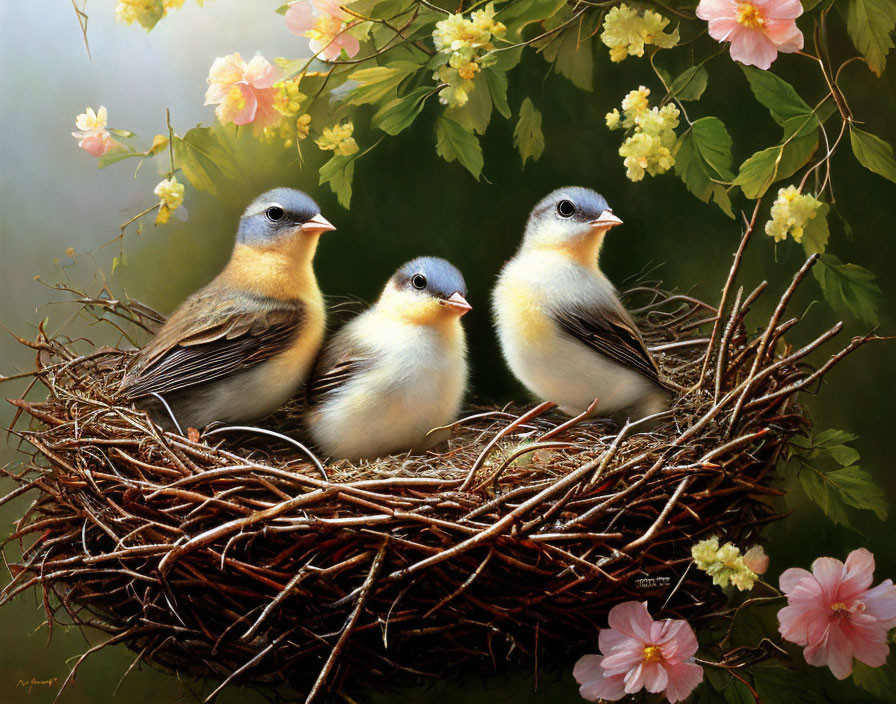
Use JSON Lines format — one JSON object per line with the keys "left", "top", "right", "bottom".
{"left": 305, "top": 257, "right": 471, "bottom": 460}
{"left": 493, "top": 186, "right": 668, "bottom": 420}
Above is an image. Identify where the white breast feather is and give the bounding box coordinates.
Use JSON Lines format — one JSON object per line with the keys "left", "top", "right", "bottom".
{"left": 493, "top": 250, "right": 657, "bottom": 416}
{"left": 309, "top": 312, "right": 468, "bottom": 460}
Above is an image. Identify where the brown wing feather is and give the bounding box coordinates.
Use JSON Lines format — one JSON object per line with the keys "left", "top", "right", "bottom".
{"left": 305, "top": 357, "right": 371, "bottom": 406}
{"left": 554, "top": 304, "right": 663, "bottom": 387}
{"left": 304, "top": 326, "right": 373, "bottom": 407}
{"left": 120, "top": 289, "right": 305, "bottom": 400}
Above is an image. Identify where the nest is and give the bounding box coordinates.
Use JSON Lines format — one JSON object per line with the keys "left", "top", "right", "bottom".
{"left": 0, "top": 235, "right": 871, "bottom": 702}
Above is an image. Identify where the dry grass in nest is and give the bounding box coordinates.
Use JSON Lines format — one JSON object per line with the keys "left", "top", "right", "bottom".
{"left": 0, "top": 228, "right": 875, "bottom": 702}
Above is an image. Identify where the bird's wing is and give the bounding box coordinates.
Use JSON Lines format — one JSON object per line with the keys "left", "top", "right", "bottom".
{"left": 120, "top": 291, "right": 305, "bottom": 400}
{"left": 553, "top": 303, "right": 662, "bottom": 386}
{"left": 305, "top": 328, "right": 374, "bottom": 407}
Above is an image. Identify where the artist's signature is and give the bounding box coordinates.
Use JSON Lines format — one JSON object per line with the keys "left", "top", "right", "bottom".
{"left": 16, "top": 676, "right": 59, "bottom": 694}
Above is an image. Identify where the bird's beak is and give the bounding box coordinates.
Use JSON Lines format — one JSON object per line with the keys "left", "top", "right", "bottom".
{"left": 442, "top": 292, "right": 472, "bottom": 316}
{"left": 301, "top": 213, "right": 337, "bottom": 234}
{"left": 590, "top": 210, "right": 623, "bottom": 229}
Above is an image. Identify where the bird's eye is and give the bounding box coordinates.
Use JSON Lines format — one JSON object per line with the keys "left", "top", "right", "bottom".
{"left": 265, "top": 206, "right": 285, "bottom": 221}
{"left": 411, "top": 274, "right": 427, "bottom": 290}
{"left": 557, "top": 200, "right": 576, "bottom": 217}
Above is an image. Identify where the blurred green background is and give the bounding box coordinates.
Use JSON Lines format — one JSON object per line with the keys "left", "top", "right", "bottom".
{"left": 1, "top": 2, "right": 894, "bottom": 702}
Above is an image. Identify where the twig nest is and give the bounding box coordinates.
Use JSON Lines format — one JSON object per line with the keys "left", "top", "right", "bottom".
{"left": 2, "top": 265, "right": 861, "bottom": 700}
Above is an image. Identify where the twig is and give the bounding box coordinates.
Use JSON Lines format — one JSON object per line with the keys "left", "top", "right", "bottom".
{"left": 305, "top": 542, "right": 388, "bottom": 704}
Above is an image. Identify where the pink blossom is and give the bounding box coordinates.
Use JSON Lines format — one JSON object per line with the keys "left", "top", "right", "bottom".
{"left": 71, "top": 106, "right": 117, "bottom": 157}
{"left": 573, "top": 601, "right": 703, "bottom": 703}
{"left": 204, "top": 52, "right": 282, "bottom": 128}
{"left": 285, "top": 0, "right": 360, "bottom": 62}
{"left": 778, "top": 548, "right": 896, "bottom": 680}
{"left": 695, "top": 0, "right": 804, "bottom": 70}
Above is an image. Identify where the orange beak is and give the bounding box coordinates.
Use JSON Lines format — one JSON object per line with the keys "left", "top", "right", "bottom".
{"left": 442, "top": 291, "right": 472, "bottom": 316}
{"left": 301, "top": 213, "right": 337, "bottom": 234}
{"left": 590, "top": 210, "right": 623, "bottom": 229}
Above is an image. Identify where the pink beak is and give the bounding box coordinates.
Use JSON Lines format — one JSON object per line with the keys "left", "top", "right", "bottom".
{"left": 443, "top": 291, "right": 472, "bottom": 316}
{"left": 301, "top": 213, "right": 337, "bottom": 234}
{"left": 590, "top": 210, "right": 623, "bottom": 229}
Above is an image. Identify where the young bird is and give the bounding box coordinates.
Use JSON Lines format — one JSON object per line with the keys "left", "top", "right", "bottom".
{"left": 305, "top": 257, "right": 471, "bottom": 460}
{"left": 120, "top": 187, "right": 336, "bottom": 431}
{"left": 493, "top": 186, "right": 668, "bottom": 420}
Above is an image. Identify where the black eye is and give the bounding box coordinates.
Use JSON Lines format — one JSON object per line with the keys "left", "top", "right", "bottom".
{"left": 557, "top": 200, "right": 576, "bottom": 217}
{"left": 411, "top": 274, "right": 427, "bottom": 290}
{"left": 266, "top": 206, "right": 285, "bottom": 221}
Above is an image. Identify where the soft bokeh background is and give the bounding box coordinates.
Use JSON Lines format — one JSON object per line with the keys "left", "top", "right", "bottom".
{"left": 1, "top": 2, "right": 894, "bottom": 702}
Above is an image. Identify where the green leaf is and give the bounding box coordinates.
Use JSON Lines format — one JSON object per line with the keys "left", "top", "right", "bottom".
{"left": 674, "top": 117, "right": 735, "bottom": 202}
{"left": 484, "top": 68, "right": 510, "bottom": 119}
{"left": 846, "top": 0, "right": 896, "bottom": 76}
{"left": 799, "top": 463, "right": 888, "bottom": 524}
{"left": 513, "top": 98, "right": 545, "bottom": 167}
{"left": 669, "top": 66, "right": 709, "bottom": 101}
{"left": 753, "top": 666, "right": 824, "bottom": 703}
{"left": 556, "top": 25, "right": 593, "bottom": 91}
{"left": 372, "top": 86, "right": 431, "bottom": 135}
{"left": 172, "top": 127, "right": 238, "bottom": 197}
{"left": 734, "top": 126, "right": 818, "bottom": 198}
{"left": 690, "top": 682, "right": 728, "bottom": 704}
{"left": 814, "top": 429, "right": 859, "bottom": 446}
{"left": 97, "top": 149, "right": 143, "bottom": 169}
{"left": 445, "top": 74, "right": 493, "bottom": 135}
{"left": 721, "top": 678, "right": 756, "bottom": 704}
{"left": 712, "top": 184, "right": 736, "bottom": 218}
{"left": 801, "top": 201, "right": 829, "bottom": 256}
{"left": 275, "top": 3, "right": 290, "bottom": 15}
{"left": 318, "top": 154, "right": 355, "bottom": 208}
{"left": 728, "top": 603, "right": 780, "bottom": 647}
{"left": 814, "top": 253, "right": 882, "bottom": 326}
{"left": 136, "top": 0, "right": 165, "bottom": 30}
{"left": 488, "top": 46, "right": 524, "bottom": 72}
{"left": 850, "top": 125, "right": 896, "bottom": 184}
{"left": 742, "top": 66, "right": 813, "bottom": 124}
{"left": 502, "top": 0, "right": 568, "bottom": 40}
{"left": 541, "top": 15, "right": 594, "bottom": 91}
{"left": 854, "top": 660, "right": 896, "bottom": 702}
{"left": 435, "top": 117, "right": 483, "bottom": 179}
{"left": 344, "top": 62, "right": 419, "bottom": 106}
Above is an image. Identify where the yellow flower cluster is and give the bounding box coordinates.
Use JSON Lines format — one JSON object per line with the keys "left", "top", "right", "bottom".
{"left": 115, "top": 0, "right": 185, "bottom": 25}
{"left": 600, "top": 4, "right": 679, "bottom": 62}
{"left": 273, "top": 78, "right": 306, "bottom": 117}
{"left": 154, "top": 176, "right": 185, "bottom": 225}
{"left": 262, "top": 114, "right": 312, "bottom": 149}
{"left": 262, "top": 78, "right": 310, "bottom": 147}
{"left": 765, "top": 186, "right": 823, "bottom": 243}
{"left": 431, "top": 3, "right": 506, "bottom": 108}
{"left": 691, "top": 537, "right": 759, "bottom": 591}
{"left": 316, "top": 122, "right": 358, "bottom": 156}
{"left": 606, "top": 86, "right": 679, "bottom": 182}
{"left": 296, "top": 113, "right": 312, "bottom": 141}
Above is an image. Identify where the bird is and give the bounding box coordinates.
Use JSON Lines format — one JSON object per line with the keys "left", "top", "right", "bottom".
{"left": 492, "top": 186, "right": 668, "bottom": 421}
{"left": 119, "top": 187, "right": 336, "bottom": 431}
{"left": 305, "top": 257, "right": 471, "bottom": 460}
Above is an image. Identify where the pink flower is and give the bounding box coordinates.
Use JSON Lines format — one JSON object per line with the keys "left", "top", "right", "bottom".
{"left": 204, "top": 52, "right": 282, "bottom": 128}
{"left": 573, "top": 601, "right": 703, "bottom": 703}
{"left": 778, "top": 548, "right": 896, "bottom": 680}
{"left": 285, "top": 0, "right": 360, "bottom": 62}
{"left": 71, "top": 106, "right": 117, "bottom": 157}
{"left": 695, "top": 0, "right": 804, "bottom": 70}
